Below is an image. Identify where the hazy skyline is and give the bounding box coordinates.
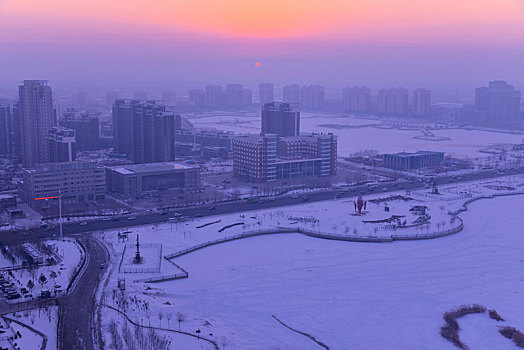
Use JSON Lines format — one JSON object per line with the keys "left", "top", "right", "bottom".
{"left": 1, "top": 0, "right": 524, "bottom": 92}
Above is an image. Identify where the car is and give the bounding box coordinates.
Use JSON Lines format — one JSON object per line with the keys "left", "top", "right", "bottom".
{"left": 79, "top": 221, "right": 88, "bottom": 226}
{"left": 160, "top": 212, "right": 168, "bottom": 216}
{"left": 168, "top": 217, "right": 177, "bottom": 222}
{"left": 291, "top": 195, "right": 299, "bottom": 199}
{"left": 209, "top": 206, "right": 216, "bottom": 210}
{"left": 100, "top": 264, "right": 105, "bottom": 270}
{"left": 102, "top": 217, "right": 111, "bottom": 221}
{"left": 128, "top": 216, "right": 136, "bottom": 220}
{"left": 6, "top": 293, "right": 20, "bottom": 300}
{"left": 112, "top": 217, "right": 120, "bottom": 222}
{"left": 195, "top": 214, "right": 203, "bottom": 218}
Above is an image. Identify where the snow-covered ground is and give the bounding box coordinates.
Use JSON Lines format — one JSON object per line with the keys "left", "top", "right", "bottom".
{"left": 0, "top": 239, "right": 82, "bottom": 301}
{"left": 99, "top": 175, "right": 524, "bottom": 349}
{"left": 1, "top": 307, "right": 58, "bottom": 350}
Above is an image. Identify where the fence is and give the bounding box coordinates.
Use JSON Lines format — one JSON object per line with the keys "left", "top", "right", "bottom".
{"left": 119, "top": 243, "right": 163, "bottom": 273}
{"left": 164, "top": 219, "right": 466, "bottom": 261}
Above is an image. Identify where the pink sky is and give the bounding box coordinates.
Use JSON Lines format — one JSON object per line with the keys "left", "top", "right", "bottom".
{"left": 1, "top": 0, "right": 523, "bottom": 89}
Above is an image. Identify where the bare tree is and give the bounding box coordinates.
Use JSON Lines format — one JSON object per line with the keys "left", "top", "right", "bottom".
{"left": 176, "top": 312, "right": 186, "bottom": 331}
{"left": 158, "top": 311, "right": 164, "bottom": 327}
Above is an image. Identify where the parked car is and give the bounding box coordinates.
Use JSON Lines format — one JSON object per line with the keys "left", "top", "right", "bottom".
{"left": 128, "top": 216, "right": 136, "bottom": 220}
{"left": 79, "top": 221, "right": 88, "bottom": 226}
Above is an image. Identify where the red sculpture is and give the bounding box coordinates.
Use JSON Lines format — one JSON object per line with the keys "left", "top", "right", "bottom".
{"left": 354, "top": 195, "right": 367, "bottom": 215}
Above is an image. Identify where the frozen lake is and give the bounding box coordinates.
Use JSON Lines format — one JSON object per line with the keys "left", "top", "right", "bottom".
{"left": 162, "top": 195, "right": 524, "bottom": 349}
{"left": 188, "top": 112, "right": 524, "bottom": 158}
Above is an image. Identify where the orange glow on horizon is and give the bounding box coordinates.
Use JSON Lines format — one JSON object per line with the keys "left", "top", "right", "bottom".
{"left": 1, "top": 0, "right": 523, "bottom": 42}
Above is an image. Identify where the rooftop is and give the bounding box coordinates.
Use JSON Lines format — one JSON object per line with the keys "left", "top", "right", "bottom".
{"left": 109, "top": 162, "right": 195, "bottom": 175}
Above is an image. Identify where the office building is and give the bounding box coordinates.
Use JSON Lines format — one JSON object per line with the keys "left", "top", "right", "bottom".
{"left": 261, "top": 102, "right": 300, "bottom": 137}
{"left": 18, "top": 80, "right": 55, "bottom": 168}
{"left": 300, "top": 85, "right": 325, "bottom": 109}
{"left": 106, "top": 162, "right": 201, "bottom": 195}
{"left": 378, "top": 88, "right": 409, "bottom": 115}
{"left": 383, "top": 151, "right": 444, "bottom": 171}
{"left": 48, "top": 126, "right": 76, "bottom": 162}
{"left": 21, "top": 162, "right": 106, "bottom": 207}
{"left": 412, "top": 88, "right": 431, "bottom": 116}
{"left": 283, "top": 84, "right": 300, "bottom": 104}
{"left": 112, "top": 100, "right": 175, "bottom": 164}
{"left": 259, "top": 83, "right": 274, "bottom": 105}
{"left": 60, "top": 109, "right": 100, "bottom": 151}
{"left": 475, "top": 81, "right": 521, "bottom": 122}
{"left": 342, "top": 86, "right": 371, "bottom": 112}
{"left": 232, "top": 133, "right": 337, "bottom": 183}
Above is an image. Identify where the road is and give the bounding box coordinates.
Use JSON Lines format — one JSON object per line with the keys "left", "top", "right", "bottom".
{"left": 36, "top": 167, "right": 523, "bottom": 237}
{"left": 58, "top": 237, "right": 109, "bottom": 350}
{"left": 0, "top": 166, "right": 522, "bottom": 350}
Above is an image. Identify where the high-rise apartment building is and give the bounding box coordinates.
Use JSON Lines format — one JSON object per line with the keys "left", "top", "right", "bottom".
{"left": 226, "top": 84, "right": 252, "bottom": 108}
{"left": 189, "top": 89, "right": 205, "bottom": 108}
{"left": 48, "top": 126, "right": 76, "bottom": 163}
{"left": 259, "top": 83, "right": 274, "bottom": 105}
{"left": 378, "top": 88, "right": 409, "bottom": 115}
{"left": 412, "top": 88, "right": 432, "bottom": 116}
{"left": 342, "top": 86, "right": 371, "bottom": 112}
{"left": 0, "top": 103, "right": 13, "bottom": 156}
{"left": 300, "top": 85, "right": 325, "bottom": 109}
{"left": 261, "top": 102, "right": 300, "bottom": 137}
{"left": 18, "top": 80, "right": 55, "bottom": 168}
{"left": 283, "top": 84, "right": 300, "bottom": 104}
{"left": 204, "top": 85, "right": 225, "bottom": 108}
{"left": 112, "top": 100, "right": 175, "bottom": 164}
{"left": 60, "top": 109, "right": 100, "bottom": 151}
{"left": 475, "top": 81, "right": 521, "bottom": 121}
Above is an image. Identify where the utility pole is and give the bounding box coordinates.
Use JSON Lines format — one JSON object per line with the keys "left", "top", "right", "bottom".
{"left": 58, "top": 188, "right": 63, "bottom": 240}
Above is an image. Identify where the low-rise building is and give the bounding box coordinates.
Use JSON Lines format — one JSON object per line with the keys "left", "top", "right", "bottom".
{"left": 105, "top": 162, "right": 201, "bottom": 195}
{"left": 383, "top": 151, "right": 444, "bottom": 171}
{"left": 21, "top": 161, "right": 106, "bottom": 207}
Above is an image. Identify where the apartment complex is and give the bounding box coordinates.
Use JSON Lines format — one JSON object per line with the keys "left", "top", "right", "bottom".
{"left": 342, "top": 86, "right": 371, "bottom": 112}
{"left": 112, "top": 100, "right": 175, "bottom": 164}
{"left": 18, "top": 80, "right": 54, "bottom": 168}
{"left": 261, "top": 102, "right": 300, "bottom": 137}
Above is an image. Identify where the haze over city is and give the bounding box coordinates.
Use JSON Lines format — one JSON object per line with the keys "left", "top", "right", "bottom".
{"left": 1, "top": 0, "right": 524, "bottom": 93}
{"left": 0, "top": 1, "right": 524, "bottom": 350}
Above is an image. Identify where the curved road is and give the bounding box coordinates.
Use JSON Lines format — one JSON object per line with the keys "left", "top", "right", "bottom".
{"left": 58, "top": 237, "right": 109, "bottom": 350}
